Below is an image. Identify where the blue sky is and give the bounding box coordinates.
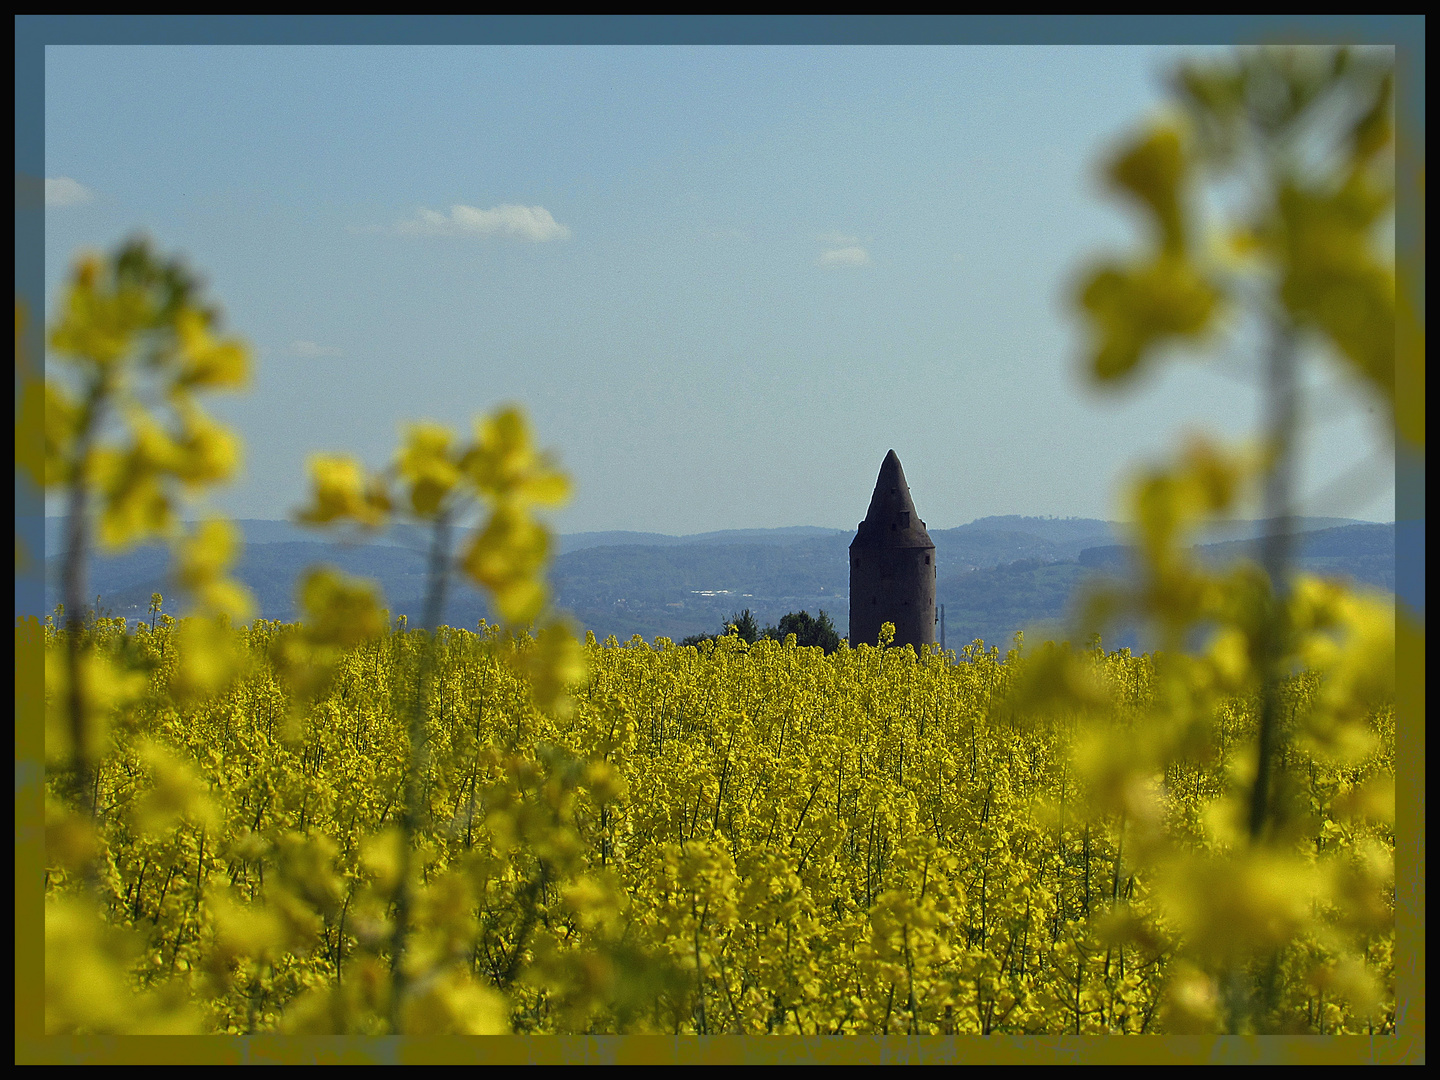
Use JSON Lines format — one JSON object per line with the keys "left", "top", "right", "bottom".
{"left": 43, "top": 45, "right": 1395, "bottom": 533}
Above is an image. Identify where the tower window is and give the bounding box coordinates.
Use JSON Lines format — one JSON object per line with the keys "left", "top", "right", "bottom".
{"left": 899, "top": 511, "right": 910, "bottom": 528}
{"left": 924, "top": 554, "right": 930, "bottom": 565}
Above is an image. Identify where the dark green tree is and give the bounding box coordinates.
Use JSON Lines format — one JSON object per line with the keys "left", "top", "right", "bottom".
{"left": 767, "top": 609, "right": 842, "bottom": 653}
{"left": 680, "top": 609, "right": 761, "bottom": 648}
{"left": 725, "top": 609, "right": 761, "bottom": 644}
{"left": 682, "top": 608, "right": 841, "bottom": 653}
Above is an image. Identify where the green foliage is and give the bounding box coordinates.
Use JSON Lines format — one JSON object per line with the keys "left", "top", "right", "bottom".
{"left": 34, "top": 237, "right": 598, "bottom": 1036}
{"left": 682, "top": 608, "right": 761, "bottom": 648}
{"left": 728, "top": 609, "right": 762, "bottom": 645}
{"left": 682, "top": 609, "right": 841, "bottom": 654}
{"left": 770, "top": 609, "right": 842, "bottom": 654}
{"left": 1062, "top": 45, "right": 1403, "bottom": 1035}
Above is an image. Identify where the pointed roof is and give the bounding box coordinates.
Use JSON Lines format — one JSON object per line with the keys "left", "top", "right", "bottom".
{"left": 852, "top": 450, "right": 934, "bottom": 549}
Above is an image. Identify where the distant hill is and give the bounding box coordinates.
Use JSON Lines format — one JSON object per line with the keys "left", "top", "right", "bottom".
{"left": 959, "top": 516, "right": 1120, "bottom": 548}
{"left": 44, "top": 516, "right": 1392, "bottom": 650}
{"left": 936, "top": 559, "right": 1089, "bottom": 652}
{"left": 931, "top": 527, "right": 1097, "bottom": 569}
{"left": 557, "top": 526, "right": 845, "bottom": 556}
{"left": 551, "top": 536, "right": 850, "bottom": 642}
{"left": 1078, "top": 523, "right": 1395, "bottom": 592}
{"left": 555, "top": 531, "right": 690, "bottom": 554}
{"left": 1191, "top": 517, "right": 1371, "bottom": 545}
{"left": 43, "top": 519, "right": 848, "bottom": 558}
{"left": 1196, "top": 522, "right": 1395, "bottom": 561}
{"left": 42, "top": 517, "right": 430, "bottom": 554}
{"left": 44, "top": 538, "right": 494, "bottom": 628}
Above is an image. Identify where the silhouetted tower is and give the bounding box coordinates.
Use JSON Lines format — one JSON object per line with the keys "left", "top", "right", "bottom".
{"left": 849, "top": 450, "right": 936, "bottom": 651}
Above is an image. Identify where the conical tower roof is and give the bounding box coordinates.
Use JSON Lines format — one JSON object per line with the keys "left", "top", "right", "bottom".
{"left": 852, "top": 450, "right": 934, "bottom": 549}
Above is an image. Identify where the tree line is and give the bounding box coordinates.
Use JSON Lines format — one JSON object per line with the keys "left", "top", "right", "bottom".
{"left": 681, "top": 608, "right": 841, "bottom": 653}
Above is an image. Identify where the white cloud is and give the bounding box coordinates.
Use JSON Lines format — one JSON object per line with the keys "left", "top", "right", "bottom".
{"left": 817, "top": 245, "right": 871, "bottom": 267}
{"left": 290, "top": 340, "right": 344, "bottom": 359}
{"left": 45, "top": 177, "right": 94, "bottom": 207}
{"left": 392, "top": 203, "right": 571, "bottom": 242}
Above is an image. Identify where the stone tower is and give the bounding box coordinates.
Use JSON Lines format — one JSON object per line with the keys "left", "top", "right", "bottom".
{"left": 849, "top": 450, "right": 936, "bottom": 651}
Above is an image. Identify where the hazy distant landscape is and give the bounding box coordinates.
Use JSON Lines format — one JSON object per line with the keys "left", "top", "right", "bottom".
{"left": 27, "top": 36, "right": 1410, "bottom": 1041}
{"left": 46, "top": 515, "right": 1394, "bottom": 651}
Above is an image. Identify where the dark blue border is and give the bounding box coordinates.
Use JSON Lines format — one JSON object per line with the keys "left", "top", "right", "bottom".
{"left": 13, "top": 14, "right": 1426, "bottom": 1062}
{"left": 11, "top": 14, "right": 1427, "bottom": 45}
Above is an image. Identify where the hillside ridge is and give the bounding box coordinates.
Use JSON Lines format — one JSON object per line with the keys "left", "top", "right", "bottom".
{"left": 45, "top": 516, "right": 1391, "bottom": 649}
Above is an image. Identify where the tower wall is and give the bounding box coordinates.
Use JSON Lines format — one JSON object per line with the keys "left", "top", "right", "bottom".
{"left": 849, "top": 543, "right": 936, "bottom": 651}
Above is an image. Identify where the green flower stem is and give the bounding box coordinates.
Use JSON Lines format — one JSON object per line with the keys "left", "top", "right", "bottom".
{"left": 387, "top": 506, "right": 453, "bottom": 1033}
{"left": 1250, "top": 322, "right": 1300, "bottom": 845}
{"left": 61, "top": 372, "right": 110, "bottom": 819}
